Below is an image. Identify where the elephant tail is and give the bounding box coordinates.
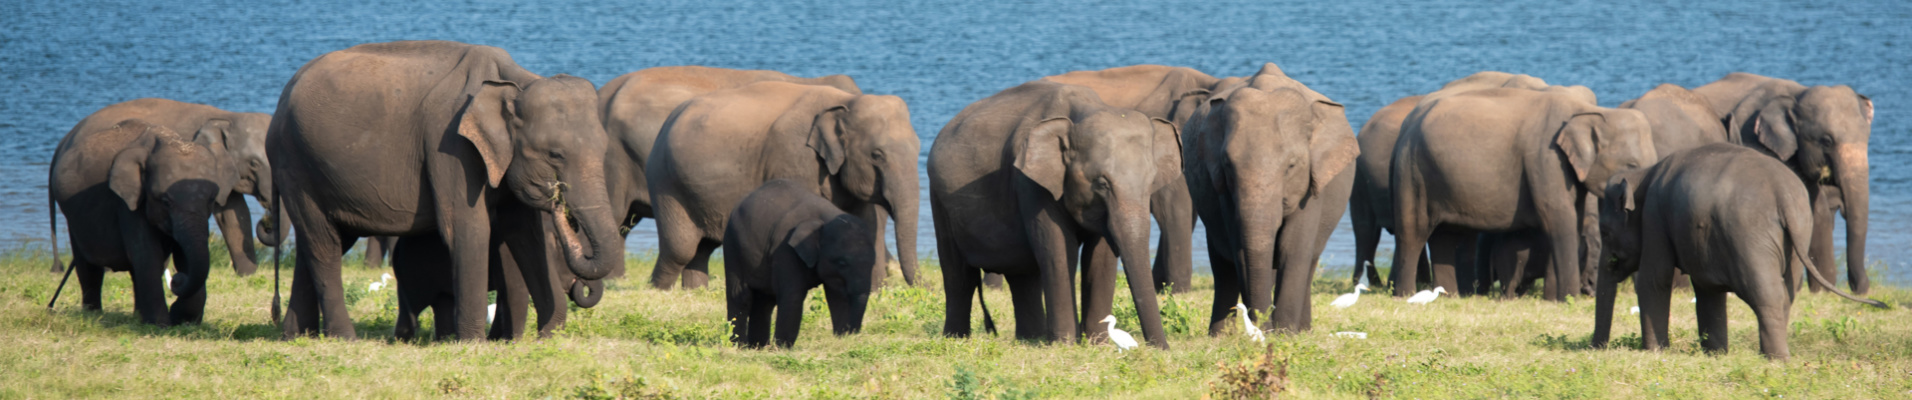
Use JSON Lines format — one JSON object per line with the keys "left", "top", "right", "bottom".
{"left": 1785, "top": 205, "right": 1888, "bottom": 309}
{"left": 48, "top": 192, "right": 62, "bottom": 273}
{"left": 268, "top": 187, "right": 284, "bottom": 324}
{"left": 976, "top": 279, "right": 997, "bottom": 335}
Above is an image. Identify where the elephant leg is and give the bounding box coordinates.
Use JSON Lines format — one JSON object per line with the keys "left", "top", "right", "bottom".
{"left": 1004, "top": 274, "right": 1048, "bottom": 342}
{"left": 214, "top": 197, "right": 259, "bottom": 276}
{"left": 1634, "top": 228, "right": 1676, "bottom": 351}
{"left": 856, "top": 203, "right": 892, "bottom": 289}
{"left": 489, "top": 245, "right": 529, "bottom": 341}
{"left": 1390, "top": 224, "right": 1433, "bottom": 298}
{"left": 363, "top": 236, "right": 394, "bottom": 269}
{"left": 745, "top": 291, "right": 776, "bottom": 348}
{"left": 1272, "top": 213, "right": 1328, "bottom": 332}
{"left": 1694, "top": 288, "right": 1728, "bottom": 355}
{"left": 1578, "top": 192, "right": 1600, "bottom": 296}
{"left": 649, "top": 198, "right": 699, "bottom": 290}
{"left": 170, "top": 243, "right": 208, "bottom": 324}
{"left": 1746, "top": 286, "right": 1793, "bottom": 360}
{"left": 1150, "top": 187, "right": 1194, "bottom": 294}
{"left": 1205, "top": 228, "right": 1243, "bottom": 336}
{"left": 772, "top": 290, "right": 807, "bottom": 348}
{"left": 681, "top": 241, "right": 718, "bottom": 290}
{"left": 1024, "top": 201, "right": 1080, "bottom": 343}
{"left": 1425, "top": 230, "right": 1466, "bottom": 296}
{"left": 75, "top": 259, "right": 105, "bottom": 311}
{"left": 1351, "top": 198, "right": 1381, "bottom": 288}
{"left": 1807, "top": 196, "right": 1838, "bottom": 293}
{"left": 1078, "top": 236, "right": 1117, "bottom": 343}
{"left": 444, "top": 217, "right": 492, "bottom": 341}
{"left": 726, "top": 280, "right": 753, "bottom": 346}
{"left": 284, "top": 249, "right": 321, "bottom": 337}
{"left": 1540, "top": 207, "right": 1585, "bottom": 301}
{"left": 431, "top": 295, "right": 458, "bottom": 342}
{"left": 982, "top": 273, "right": 1005, "bottom": 289}
{"left": 131, "top": 258, "right": 172, "bottom": 326}
{"left": 394, "top": 294, "right": 420, "bottom": 340}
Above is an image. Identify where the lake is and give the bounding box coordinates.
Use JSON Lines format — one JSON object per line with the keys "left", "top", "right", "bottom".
{"left": 3, "top": 0, "right": 1908, "bottom": 284}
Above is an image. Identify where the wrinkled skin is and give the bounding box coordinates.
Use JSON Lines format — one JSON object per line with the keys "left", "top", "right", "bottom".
{"left": 597, "top": 66, "right": 863, "bottom": 280}
{"left": 1391, "top": 87, "right": 1657, "bottom": 302}
{"left": 647, "top": 81, "right": 919, "bottom": 292}
{"left": 1349, "top": 72, "right": 1591, "bottom": 292}
{"left": 930, "top": 80, "right": 1172, "bottom": 349}
{"left": 1185, "top": 64, "right": 1358, "bottom": 334}
{"left": 49, "top": 120, "right": 236, "bottom": 325}
{"left": 54, "top": 99, "right": 273, "bottom": 276}
{"left": 724, "top": 180, "right": 875, "bottom": 348}
{"left": 1691, "top": 73, "right": 1874, "bottom": 295}
{"left": 1593, "top": 144, "right": 1882, "bottom": 360}
{"left": 266, "top": 41, "right": 624, "bottom": 340}
{"left": 1041, "top": 65, "right": 1214, "bottom": 294}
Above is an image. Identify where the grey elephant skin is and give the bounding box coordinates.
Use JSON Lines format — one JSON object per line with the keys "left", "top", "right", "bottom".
{"left": 266, "top": 41, "right": 624, "bottom": 340}
{"left": 49, "top": 120, "right": 236, "bottom": 325}
{"left": 1042, "top": 64, "right": 1213, "bottom": 294}
{"left": 1348, "top": 72, "right": 1594, "bottom": 294}
{"left": 929, "top": 80, "right": 1173, "bottom": 349}
{"left": 388, "top": 200, "right": 600, "bottom": 341}
{"left": 1184, "top": 64, "right": 1358, "bottom": 334}
{"left": 597, "top": 66, "right": 862, "bottom": 280}
{"left": 724, "top": 180, "right": 875, "bottom": 348}
{"left": 1390, "top": 87, "right": 1656, "bottom": 301}
{"left": 646, "top": 81, "right": 919, "bottom": 291}
{"left": 53, "top": 98, "right": 275, "bottom": 276}
{"left": 1691, "top": 73, "right": 1875, "bottom": 295}
{"left": 1593, "top": 144, "right": 1884, "bottom": 360}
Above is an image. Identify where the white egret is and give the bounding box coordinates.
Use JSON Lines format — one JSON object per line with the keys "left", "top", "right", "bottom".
{"left": 1100, "top": 315, "right": 1138, "bottom": 351}
{"left": 1331, "top": 283, "right": 1369, "bottom": 308}
{"left": 1406, "top": 287, "right": 1447, "bottom": 304}
{"left": 1233, "top": 303, "right": 1266, "bottom": 343}
{"left": 163, "top": 268, "right": 173, "bottom": 291}
{"left": 367, "top": 273, "right": 392, "bottom": 292}
{"left": 1630, "top": 306, "right": 1640, "bottom": 314}
{"left": 1332, "top": 331, "right": 1368, "bottom": 339}
{"left": 486, "top": 303, "right": 497, "bottom": 324}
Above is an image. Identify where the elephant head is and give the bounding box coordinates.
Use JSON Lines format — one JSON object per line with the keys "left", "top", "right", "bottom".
{"left": 1556, "top": 106, "right": 1658, "bottom": 195}
{"left": 804, "top": 93, "right": 922, "bottom": 286}
{"left": 457, "top": 75, "right": 626, "bottom": 282}
{"left": 108, "top": 120, "right": 237, "bottom": 300}
{"left": 1189, "top": 84, "right": 1359, "bottom": 287}
{"left": 194, "top": 113, "right": 278, "bottom": 246}
{"left": 1015, "top": 107, "right": 1171, "bottom": 298}
{"left": 789, "top": 214, "right": 876, "bottom": 335}
{"left": 1591, "top": 169, "right": 1650, "bottom": 348}
{"left": 1734, "top": 85, "right": 1872, "bottom": 289}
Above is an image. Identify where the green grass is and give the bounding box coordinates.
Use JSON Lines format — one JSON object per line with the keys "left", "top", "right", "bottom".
{"left": 3, "top": 244, "right": 1911, "bottom": 398}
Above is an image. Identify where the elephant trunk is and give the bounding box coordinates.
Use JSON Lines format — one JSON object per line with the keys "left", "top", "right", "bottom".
{"left": 1112, "top": 197, "right": 1168, "bottom": 349}
{"left": 172, "top": 215, "right": 213, "bottom": 299}
{"left": 1591, "top": 251, "right": 1622, "bottom": 349}
{"left": 1834, "top": 142, "right": 1870, "bottom": 294}
{"left": 886, "top": 179, "right": 920, "bottom": 286}
{"left": 551, "top": 177, "right": 625, "bottom": 282}
{"left": 568, "top": 279, "right": 604, "bottom": 308}
{"left": 1234, "top": 181, "right": 1284, "bottom": 317}
{"left": 254, "top": 179, "right": 287, "bottom": 247}
{"left": 827, "top": 290, "right": 869, "bottom": 335}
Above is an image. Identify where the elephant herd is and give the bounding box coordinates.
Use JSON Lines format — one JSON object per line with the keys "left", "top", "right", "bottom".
{"left": 46, "top": 40, "right": 1883, "bottom": 358}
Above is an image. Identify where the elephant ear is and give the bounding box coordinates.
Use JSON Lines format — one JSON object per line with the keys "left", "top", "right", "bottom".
{"left": 1752, "top": 107, "right": 1798, "bottom": 161}
{"left": 108, "top": 128, "right": 158, "bottom": 211}
{"left": 1555, "top": 113, "right": 1602, "bottom": 184}
{"left": 807, "top": 105, "right": 849, "bottom": 175}
{"left": 456, "top": 80, "right": 522, "bottom": 187}
{"left": 1149, "top": 117, "right": 1182, "bottom": 189}
{"left": 1308, "top": 100, "right": 1360, "bottom": 194}
{"left": 785, "top": 219, "right": 827, "bottom": 269}
{"left": 1858, "top": 93, "right": 1874, "bottom": 124}
{"left": 1012, "top": 117, "right": 1072, "bottom": 201}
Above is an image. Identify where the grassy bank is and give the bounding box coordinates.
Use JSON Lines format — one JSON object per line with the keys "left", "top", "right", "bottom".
{"left": 2, "top": 246, "right": 1909, "bottom": 399}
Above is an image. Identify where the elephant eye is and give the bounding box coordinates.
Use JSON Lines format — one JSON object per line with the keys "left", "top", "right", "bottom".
{"left": 870, "top": 151, "right": 885, "bottom": 161}
{"left": 548, "top": 150, "right": 565, "bottom": 160}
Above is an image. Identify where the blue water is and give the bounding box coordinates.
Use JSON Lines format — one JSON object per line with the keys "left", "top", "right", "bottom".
{"left": 4, "top": 0, "right": 1909, "bottom": 284}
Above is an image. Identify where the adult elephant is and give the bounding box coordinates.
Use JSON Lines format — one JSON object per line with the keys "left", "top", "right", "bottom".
{"left": 596, "top": 66, "right": 863, "bottom": 280}
{"left": 1390, "top": 87, "right": 1656, "bottom": 301}
{"left": 266, "top": 41, "right": 624, "bottom": 340}
{"left": 1620, "top": 84, "right": 1730, "bottom": 156}
{"left": 1041, "top": 64, "right": 1215, "bottom": 294}
{"left": 930, "top": 80, "right": 1173, "bottom": 348}
{"left": 1348, "top": 72, "right": 1580, "bottom": 291}
{"left": 53, "top": 98, "right": 274, "bottom": 276}
{"left": 1691, "top": 73, "right": 1874, "bottom": 294}
{"left": 49, "top": 120, "right": 236, "bottom": 325}
{"left": 646, "top": 81, "right": 919, "bottom": 291}
{"left": 1185, "top": 63, "right": 1358, "bottom": 334}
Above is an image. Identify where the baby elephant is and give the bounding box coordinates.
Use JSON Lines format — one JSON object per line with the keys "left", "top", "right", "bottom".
{"left": 724, "top": 180, "right": 876, "bottom": 348}
{"left": 1593, "top": 143, "right": 1883, "bottom": 360}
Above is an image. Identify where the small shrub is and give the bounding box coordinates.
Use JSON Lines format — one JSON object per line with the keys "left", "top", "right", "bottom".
{"left": 1209, "top": 343, "right": 1290, "bottom": 400}
{"left": 437, "top": 374, "right": 471, "bottom": 395}
{"left": 571, "top": 372, "right": 682, "bottom": 400}
{"left": 946, "top": 365, "right": 1035, "bottom": 400}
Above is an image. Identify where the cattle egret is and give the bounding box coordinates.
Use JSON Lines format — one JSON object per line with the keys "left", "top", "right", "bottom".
{"left": 163, "top": 269, "right": 173, "bottom": 291}
{"left": 1406, "top": 287, "right": 1447, "bottom": 304}
{"left": 1234, "top": 303, "right": 1265, "bottom": 343}
{"left": 1332, "top": 331, "right": 1368, "bottom": 339}
{"left": 487, "top": 303, "right": 497, "bottom": 324}
{"left": 1331, "top": 283, "right": 1369, "bottom": 308}
{"left": 1630, "top": 306, "right": 1640, "bottom": 314}
{"left": 368, "top": 273, "right": 392, "bottom": 292}
{"left": 1100, "top": 315, "right": 1138, "bottom": 351}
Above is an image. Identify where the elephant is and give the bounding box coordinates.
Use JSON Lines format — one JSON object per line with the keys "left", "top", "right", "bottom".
{"left": 1620, "top": 83, "right": 1731, "bottom": 156}
{"left": 360, "top": 236, "right": 395, "bottom": 268}
{"left": 388, "top": 199, "right": 598, "bottom": 341}
{"left": 929, "top": 80, "right": 1174, "bottom": 349}
{"left": 1183, "top": 63, "right": 1358, "bottom": 334}
{"left": 724, "top": 180, "right": 875, "bottom": 348}
{"left": 1479, "top": 231, "right": 1548, "bottom": 297}
{"left": 1592, "top": 143, "right": 1884, "bottom": 360}
{"left": 646, "top": 81, "right": 919, "bottom": 292}
{"left": 1041, "top": 64, "right": 1215, "bottom": 294}
{"left": 52, "top": 98, "right": 275, "bottom": 276}
{"left": 597, "top": 66, "right": 863, "bottom": 280}
{"left": 1390, "top": 87, "right": 1656, "bottom": 302}
{"left": 48, "top": 119, "right": 236, "bottom": 325}
{"left": 1349, "top": 72, "right": 1599, "bottom": 293}
{"left": 1691, "top": 73, "right": 1874, "bottom": 295}
{"left": 265, "top": 41, "right": 624, "bottom": 340}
